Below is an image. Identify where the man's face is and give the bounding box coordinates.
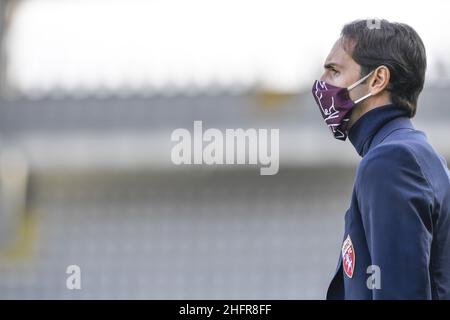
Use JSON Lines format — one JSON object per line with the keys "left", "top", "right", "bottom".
{"left": 320, "top": 38, "right": 367, "bottom": 101}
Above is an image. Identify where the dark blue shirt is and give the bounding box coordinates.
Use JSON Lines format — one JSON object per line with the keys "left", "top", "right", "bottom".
{"left": 326, "top": 104, "right": 450, "bottom": 300}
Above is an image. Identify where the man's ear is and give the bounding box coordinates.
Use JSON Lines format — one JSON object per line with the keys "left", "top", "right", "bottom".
{"left": 369, "top": 66, "right": 390, "bottom": 95}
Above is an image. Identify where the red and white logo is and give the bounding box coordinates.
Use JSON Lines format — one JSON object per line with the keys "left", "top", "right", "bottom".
{"left": 342, "top": 235, "right": 355, "bottom": 278}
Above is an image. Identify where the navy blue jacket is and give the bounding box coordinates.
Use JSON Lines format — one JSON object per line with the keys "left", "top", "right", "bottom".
{"left": 327, "top": 104, "right": 450, "bottom": 300}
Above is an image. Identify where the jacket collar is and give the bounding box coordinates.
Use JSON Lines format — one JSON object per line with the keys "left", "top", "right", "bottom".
{"left": 348, "top": 104, "right": 412, "bottom": 157}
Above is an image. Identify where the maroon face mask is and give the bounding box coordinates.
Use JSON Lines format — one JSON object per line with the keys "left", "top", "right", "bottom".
{"left": 311, "top": 70, "right": 374, "bottom": 140}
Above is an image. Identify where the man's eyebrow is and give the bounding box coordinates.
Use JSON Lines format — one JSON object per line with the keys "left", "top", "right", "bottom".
{"left": 324, "top": 62, "right": 342, "bottom": 69}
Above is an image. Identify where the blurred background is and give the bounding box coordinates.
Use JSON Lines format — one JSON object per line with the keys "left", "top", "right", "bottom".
{"left": 0, "top": 0, "right": 449, "bottom": 299}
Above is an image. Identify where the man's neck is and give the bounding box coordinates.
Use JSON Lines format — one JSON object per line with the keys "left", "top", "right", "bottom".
{"left": 348, "top": 97, "right": 392, "bottom": 131}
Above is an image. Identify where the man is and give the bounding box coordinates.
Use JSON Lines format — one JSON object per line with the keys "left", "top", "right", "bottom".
{"left": 311, "top": 19, "right": 450, "bottom": 299}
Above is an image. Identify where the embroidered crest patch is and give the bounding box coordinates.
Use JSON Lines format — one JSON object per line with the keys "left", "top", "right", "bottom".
{"left": 342, "top": 235, "right": 355, "bottom": 278}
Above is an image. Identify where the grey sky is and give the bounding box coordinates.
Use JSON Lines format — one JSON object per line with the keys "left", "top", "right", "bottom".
{"left": 6, "top": 0, "right": 450, "bottom": 95}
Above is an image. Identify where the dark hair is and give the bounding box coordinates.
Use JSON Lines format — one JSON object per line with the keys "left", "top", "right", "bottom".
{"left": 341, "top": 19, "right": 427, "bottom": 117}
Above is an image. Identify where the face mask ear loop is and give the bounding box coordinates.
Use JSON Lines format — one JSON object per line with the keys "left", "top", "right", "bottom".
{"left": 353, "top": 92, "right": 372, "bottom": 104}
{"left": 347, "top": 70, "right": 375, "bottom": 91}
